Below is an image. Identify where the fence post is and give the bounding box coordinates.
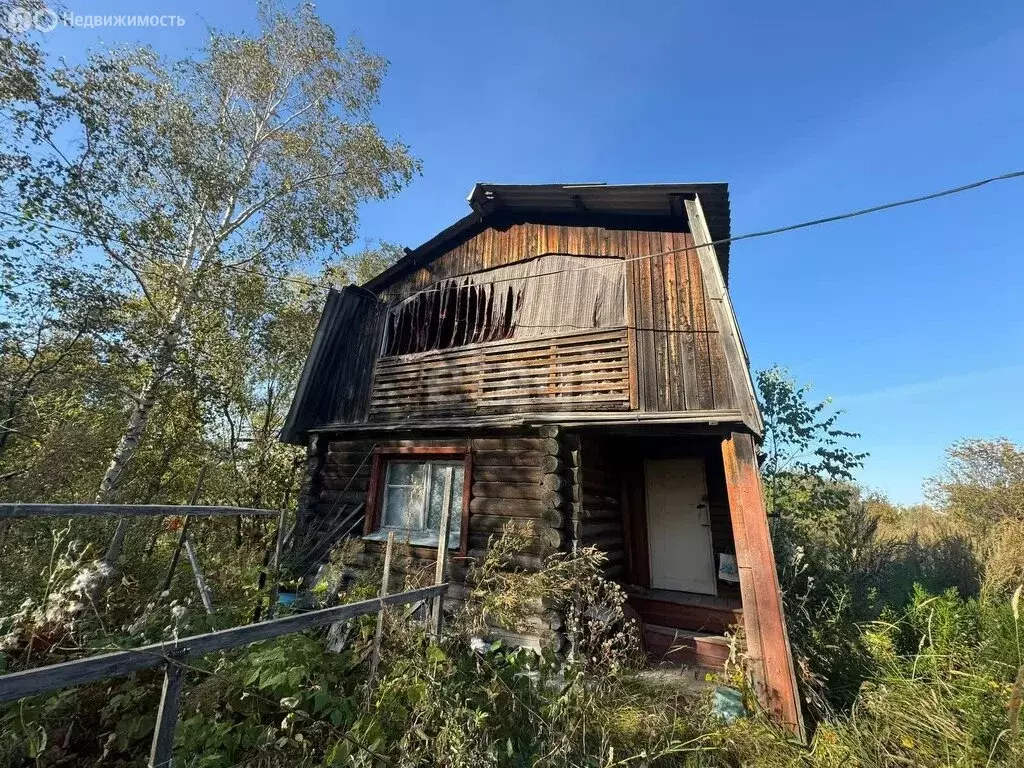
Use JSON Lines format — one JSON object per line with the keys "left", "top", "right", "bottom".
{"left": 368, "top": 531, "right": 395, "bottom": 680}
{"left": 148, "top": 660, "right": 184, "bottom": 768}
{"left": 266, "top": 505, "right": 288, "bottom": 620}
{"left": 183, "top": 537, "right": 214, "bottom": 615}
{"left": 429, "top": 470, "right": 454, "bottom": 641}
{"left": 161, "top": 467, "right": 208, "bottom": 594}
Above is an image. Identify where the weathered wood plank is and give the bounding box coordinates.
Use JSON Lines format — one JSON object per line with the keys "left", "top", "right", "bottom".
{"left": 0, "top": 504, "right": 277, "bottom": 519}
{"left": 148, "top": 662, "right": 184, "bottom": 768}
{"left": 722, "top": 433, "right": 804, "bottom": 738}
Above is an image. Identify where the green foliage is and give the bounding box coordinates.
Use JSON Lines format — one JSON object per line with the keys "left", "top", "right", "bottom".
{"left": 757, "top": 365, "right": 867, "bottom": 522}
{"left": 0, "top": 0, "right": 419, "bottom": 512}
{"left": 926, "top": 437, "right": 1024, "bottom": 527}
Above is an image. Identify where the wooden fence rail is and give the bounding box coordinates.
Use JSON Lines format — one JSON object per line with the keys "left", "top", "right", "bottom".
{"left": 0, "top": 503, "right": 278, "bottom": 518}
{"left": 0, "top": 583, "right": 449, "bottom": 766}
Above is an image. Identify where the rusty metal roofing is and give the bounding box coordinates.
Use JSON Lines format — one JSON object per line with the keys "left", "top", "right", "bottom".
{"left": 363, "top": 182, "right": 731, "bottom": 294}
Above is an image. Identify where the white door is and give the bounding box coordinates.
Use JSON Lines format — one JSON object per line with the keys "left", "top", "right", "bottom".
{"left": 645, "top": 459, "right": 717, "bottom": 595}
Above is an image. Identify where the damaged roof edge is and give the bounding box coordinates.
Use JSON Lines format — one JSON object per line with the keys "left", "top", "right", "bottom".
{"left": 362, "top": 182, "right": 731, "bottom": 295}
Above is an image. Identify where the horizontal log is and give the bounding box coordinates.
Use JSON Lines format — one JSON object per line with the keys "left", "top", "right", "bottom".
{"left": 588, "top": 534, "right": 626, "bottom": 553}
{"left": 576, "top": 505, "right": 621, "bottom": 522}
{"left": 471, "top": 438, "right": 559, "bottom": 455}
{"left": 321, "top": 464, "right": 373, "bottom": 479}
{"left": 474, "top": 451, "right": 544, "bottom": 468}
{"left": 469, "top": 497, "right": 563, "bottom": 519}
{"left": 317, "top": 491, "right": 370, "bottom": 507}
{"left": 473, "top": 467, "right": 543, "bottom": 484}
{"left": 472, "top": 482, "right": 543, "bottom": 501}
{"left": 537, "top": 426, "right": 560, "bottom": 438}
{"left": 541, "top": 456, "right": 563, "bottom": 473}
{"left": 0, "top": 584, "right": 447, "bottom": 703}
{"left": 602, "top": 565, "right": 625, "bottom": 581}
{"left": 470, "top": 520, "right": 564, "bottom": 551}
{"left": 491, "top": 627, "right": 568, "bottom": 655}
{"left": 0, "top": 504, "right": 277, "bottom": 519}
{"left": 319, "top": 479, "right": 372, "bottom": 495}
{"left": 541, "top": 474, "right": 564, "bottom": 491}
{"left": 469, "top": 550, "right": 543, "bottom": 571}
{"left": 471, "top": 514, "right": 543, "bottom": 535}
{"left": 577, "top": 522, "right": 623, "bottom": 540}
{"left": 469, "top": 532, "right": 560, "bottom": 556}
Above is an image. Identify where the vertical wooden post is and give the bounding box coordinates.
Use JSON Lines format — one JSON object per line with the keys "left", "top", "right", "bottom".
{"left": 148, "top": 661, "right": 184, "bottom": 768}
{"left": 369, "top": 531, "right": 395, "bottom": 679}
{"left": 430, "top": 469, "right": 453, "bottom": 641}
{"left": 265, "top": 506, "right": 288, "bottom": 620}
{"left": 721, "top": 432, "right": 805, "bottom": 740}
{"left": 161, "top": 467, "right": 208, "bottom": 595}
{"left": 183, "top": 537, "right": 214, "bottom": 615}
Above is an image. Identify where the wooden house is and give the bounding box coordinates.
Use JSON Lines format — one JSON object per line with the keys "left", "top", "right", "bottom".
{"left": 281, "top": 182, "right": 803, "bottom": 734}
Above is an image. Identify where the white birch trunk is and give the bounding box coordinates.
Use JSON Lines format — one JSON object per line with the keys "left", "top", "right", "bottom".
{"left": 97, "top": 285, "right": 189, "bottom": 567}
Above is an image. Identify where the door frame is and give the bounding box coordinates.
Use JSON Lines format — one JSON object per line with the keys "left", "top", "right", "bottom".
{"left": 643, "top": 458, "right": 718, "bottom": 596}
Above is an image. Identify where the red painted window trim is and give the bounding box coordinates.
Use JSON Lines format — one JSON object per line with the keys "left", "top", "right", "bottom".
{"left": 363, "top": 443, "right": 472, "bottom": 558}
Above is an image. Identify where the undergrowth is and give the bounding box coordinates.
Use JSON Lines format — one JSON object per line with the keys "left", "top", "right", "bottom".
{"left": 2, "top": 514, "right": 1024, "bottom": 766}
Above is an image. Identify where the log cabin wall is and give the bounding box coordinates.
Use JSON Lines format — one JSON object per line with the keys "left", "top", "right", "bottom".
{"left": 304, "top": 433, "right": 569, "bottom": 654}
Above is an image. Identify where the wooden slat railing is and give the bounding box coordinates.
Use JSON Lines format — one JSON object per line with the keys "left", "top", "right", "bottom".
{"left": 0, "top": 583, "right": 448, "bottom": 766}
{"left": 369, "top": 327, "right": 631, "bottom": 420}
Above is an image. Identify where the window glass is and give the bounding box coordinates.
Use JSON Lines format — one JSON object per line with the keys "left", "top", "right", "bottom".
{"left": 376, "top": 459, "right": 464, "bottom": 548}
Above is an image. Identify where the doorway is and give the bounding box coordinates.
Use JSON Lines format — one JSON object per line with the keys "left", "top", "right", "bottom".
{"left": 644, "top": 458, "right": 717, "bottom": 595}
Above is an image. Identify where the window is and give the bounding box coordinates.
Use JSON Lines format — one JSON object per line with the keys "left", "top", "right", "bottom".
{"left": 366, "top": 458, "right": 466, "bottom": 549}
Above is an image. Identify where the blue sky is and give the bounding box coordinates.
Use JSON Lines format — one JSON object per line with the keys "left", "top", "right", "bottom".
{"left": 39, "top": 0, "right": 1024, "bottom": 503}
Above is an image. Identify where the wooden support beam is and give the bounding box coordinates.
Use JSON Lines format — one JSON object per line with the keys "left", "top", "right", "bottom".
{"left": 183, "top": 537, "right": 214, "bottom": 615}
{"left": 148, "top": 661, "right": 184, "bottom": 768}
{"left": 430, "top": 470, "right": 454, "bottom": 641}
{"left": 369, "top": 532, "right": 395, "bottom": 679}
{"left": 721, "top": 432, "right": 805, "bottom": 739}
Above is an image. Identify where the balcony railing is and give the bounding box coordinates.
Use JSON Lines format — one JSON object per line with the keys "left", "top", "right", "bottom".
{"left": 368, "top": 327, "right": 631, "bottom": 421}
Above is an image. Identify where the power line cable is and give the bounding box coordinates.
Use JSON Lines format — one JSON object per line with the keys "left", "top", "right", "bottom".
{"left": 2, "top": 168, "right": 1022, "bottom": 302}
{"left": 388, "top": 168, "right": 1024, "bottom": 300}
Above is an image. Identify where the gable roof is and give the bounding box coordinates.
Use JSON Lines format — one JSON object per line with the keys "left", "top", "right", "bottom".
{"left": 363, "top": 182, "right": 731, "bottom": 294}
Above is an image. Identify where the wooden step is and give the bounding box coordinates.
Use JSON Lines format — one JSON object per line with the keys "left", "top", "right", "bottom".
{"left": 642, "top": 624, "right": 731, "bottom": 670}
{"left": 628, "top": 589, "right": 742, "bottom": 635}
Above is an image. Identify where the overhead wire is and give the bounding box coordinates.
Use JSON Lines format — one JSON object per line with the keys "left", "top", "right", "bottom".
{"left": 1, "top": 168, "right": 1022, "bottom": 303}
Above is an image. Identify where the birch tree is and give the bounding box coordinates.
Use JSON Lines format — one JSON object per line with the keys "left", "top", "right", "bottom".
{"left": 0, "top": 1, "right": 418, "bottom": 567}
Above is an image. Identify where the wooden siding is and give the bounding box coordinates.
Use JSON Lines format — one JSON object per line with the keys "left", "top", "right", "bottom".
{"left": 372, "top": 221, "right": 742, "bottom": 422}
{"left": 378, "top": 222, "right": 654, "bottom": 300}
{"left": 630, "top": 231, "right": 737, "bottom": 413}
{"left": 368, "top": 328, "right": 631, "bottom": 422}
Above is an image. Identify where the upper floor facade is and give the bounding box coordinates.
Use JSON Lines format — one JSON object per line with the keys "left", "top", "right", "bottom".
{"left": 281, "top": 183, "right": 762, "bottom": 444}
